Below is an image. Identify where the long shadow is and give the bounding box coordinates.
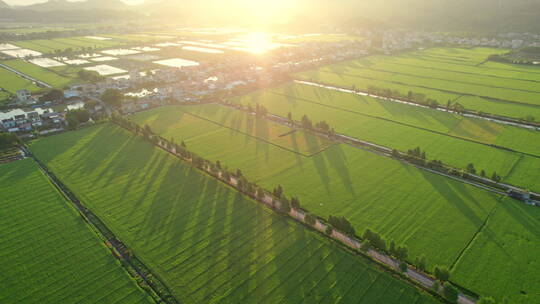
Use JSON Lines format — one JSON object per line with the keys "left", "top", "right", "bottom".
{"left": 418, "top": 168, "right": 484, "bottom": 227}
{"left": 501, "top": 198, "right": 540, "bottom": 238}
{"left": 323, "top": 145, "right": 356, "bottom": 197}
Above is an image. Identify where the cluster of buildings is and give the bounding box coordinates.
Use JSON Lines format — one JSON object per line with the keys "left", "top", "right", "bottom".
{"left": 0, "top": 108, "right": 64, "bottom": 135}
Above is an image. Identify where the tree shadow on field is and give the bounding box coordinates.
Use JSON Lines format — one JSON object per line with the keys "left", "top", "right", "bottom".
{"left": 418, "top": 169, "right": 484, "bottom": 228}
{"left": 324, "top": 145, "right": 356, "bottom": 198}
{"left": 501, "top": 199, "right": 540, "bottom": 238}
{"left": 64, "top": 125, "right": 128, "bottom": 179}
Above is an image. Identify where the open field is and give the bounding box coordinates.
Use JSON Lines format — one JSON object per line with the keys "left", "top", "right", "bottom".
{"left": 451, "top": 197, "right": 540, "bottom": 304}
{"left": 29, "top": 124, "right": 441, "bottom": 304}
{"left": 295, "top": 47, "right": 540, "bottom": 119}
{"left": 1, "top": 59, "right": 77, "bottom": 87}
{"left": 0, "top": 159, "right": 151, "bottom": 304}
{"left": 133, "top": 104, "right": 539, "bottom": 303}
{"left": 132, "top": 105, "right": 503, "bottom": 269}
{"left": 134, "top": 104, "right": 334, "bottom": 156}
{"left": 231, "top": 82, "right": 540, "bottom": 192}
{"left": 0, "top": 66, "right": 41, "bottom": 93}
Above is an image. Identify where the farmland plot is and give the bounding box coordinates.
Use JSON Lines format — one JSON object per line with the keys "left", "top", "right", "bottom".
{"left": 0, "top": 159, "right": 151, "bottom": 304}
{"left": 0, "top": 67, "right": 41, "bottom": 93}
{"left": 2, "top": 59, "right": 76, "bottom": 88}
{"left": 231, "top": 83, "right": 540, "bottom": 192}
{"left": 133, "top": 105, "right": 502, "bottom": 269}
{"left": 29, "top": 124, "right": 441, "bottom": 304}
{"left": 296, "top": 47, "right": 540, "bottom": 119}
{"left": 451, "top": 198, "right": 540, "bottom": 304}
{"left": 133, "top": 105, "right": 539, "bottom": 302}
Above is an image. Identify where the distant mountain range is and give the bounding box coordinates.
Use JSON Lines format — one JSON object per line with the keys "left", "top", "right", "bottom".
{"left": 1, "top": 0, "right": 540, "bottom": 33}
{"left": 10, "top": 0, "right": 128, "bottom": 11}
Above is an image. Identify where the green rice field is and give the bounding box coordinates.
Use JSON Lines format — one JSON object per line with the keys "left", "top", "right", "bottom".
{"left": 29, "top": 124, "right": 441, "bottom": 304}
{"left": 1, "top": 59, "right": 77, "bottom": 88}
{"left": 132, "top": 104, "right": 539, "bottom": 303}
{"left": 0, "top": 67, "right": 41, "bottom": 93}
{"left": 132, "top": 105, "right": 502, "bottom": 268}
{"left": 0, "top": 159, "right": 151, "bottom": 304}
{"left": 295, "top": 47, "right": 540, "bottom": 119}
{"left": 231, "top": 82, "right": 540, "bottom": 193}
{"left": 451, "top": 197, "right": 540, "bottom": 304}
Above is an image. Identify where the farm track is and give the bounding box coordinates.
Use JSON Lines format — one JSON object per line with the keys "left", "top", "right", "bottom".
{"left": 0, "top": 62, "right": 52, "bottom": 88}
{"left": 311, "top": 70, "right": 540, "bottom": 109}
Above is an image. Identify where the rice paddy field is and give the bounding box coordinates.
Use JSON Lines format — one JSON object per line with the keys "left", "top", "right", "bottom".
{"left": 295, "top": 47, "right": 540, "bottom": 120}
{"left": 0, "top": 66, "right": 41, "bottom": 93}
{"left": 0, "top": 159, "right": 151, "bottom": 304}
{"left": 132, "top": 105, "right": 502, "bottom": 267}
{"left": 132, "top": 104, "right": 539, "bottom": 303}
{"left": 231, "top": 82, "right": 540, "bottom": 193}
{"left": 1, "top": 59, "right": 77, "bottom": 87}
{"left": 29, "top": 124, "right": 441, "bottom": 304}
{"left": 451, "top": 197, "right": 540, "bottom": 304}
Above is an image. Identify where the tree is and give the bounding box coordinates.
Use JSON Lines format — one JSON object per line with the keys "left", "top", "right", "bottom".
{"left": 0, "top": 133, "right": 21, "bottom": 149}
{"left": 236, "top": 169, "right": 243, "bottom": 177}
{"left": 434, "top": 266, "right": 450, "bottom": 282}
{"left": 65, "top": 109, "right": 90, "bottom": 129}
{"left": 443, "top": 283, "right": 458, "bottom": 303}
{"left": 273, "top": 185, "right": 283, "bottom": 198}
{"left": 414, "top": 255, "right": 427, "bottom": 271}
{"left": 480, "top": 169, "right": 486, "bottom": 177}
{"left": 39, "top": 89, "right": 64, "bottom": 102}
{"left": 291, "top": 197, "right": 300, "bottom": 210}
{"left": 256, "top": 187, "right": 265, "bottom": 200}
{"left": 216, "top": 161, "right": 221, "bottom": 169}
{"left": 466, "top": 163, "right": 476, "bottom": 174}
{"left": 389, "top": 240, "right": 396, "bottom": 256}
{"left": 287, "top": 112, "right": 293, "bottom": 121}
{"left": 399, "top": 262, "right": 408, "bottom": 273}
{"left": 395, "top": 245, "right": 408, "bottom": 260}
{"left": 328, "top": 215, "right": 356, "bottom": 236}
{"left": 360, "top": 239, "right": 371, "bottom": 252}
{"left": 101, "top": 89, "right": 124, "bottom": 108}
{"left": 279, "top": 198, "right": 291, "bottom": 214}
{"left": 325, "top": 225, "right": 333, "bottom": 235}
{"left": 491, "top": 172, "right": 501, "bottom": 182}
{"left": 77, "top": 70, "right": 104, "bottom": 83}
{"left": 304, "top": 213, "right": 316, "bottom": 226}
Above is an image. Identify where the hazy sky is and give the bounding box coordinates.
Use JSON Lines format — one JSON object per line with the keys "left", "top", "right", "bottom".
{"left": 4, "top": 0, "right": 144, "bottom": 5}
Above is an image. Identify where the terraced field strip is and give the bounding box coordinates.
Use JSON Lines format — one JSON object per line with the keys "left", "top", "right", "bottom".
{"left": 29, "top": 124, "right": 441, "bottom": 304}
{"left": 0, "top": 158, "right": 152, "bottom": 304}
{"left": 230, "top": 82, "right": 540, "bottom": 193}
